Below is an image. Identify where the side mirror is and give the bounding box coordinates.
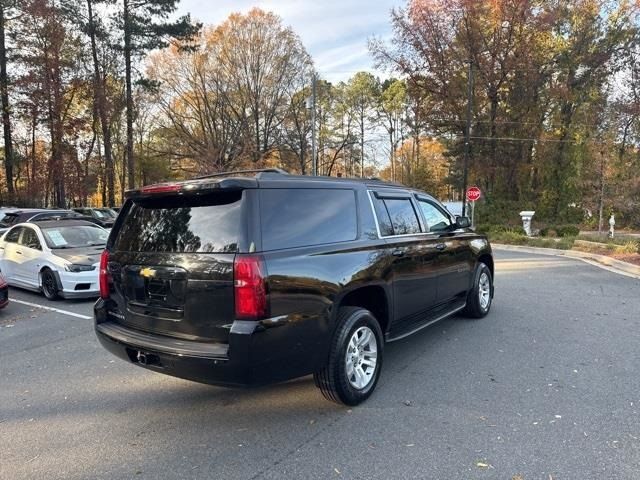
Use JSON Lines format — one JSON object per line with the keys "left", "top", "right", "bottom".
{"left": 455, "top": 216, "right": 471, "bottom": 229}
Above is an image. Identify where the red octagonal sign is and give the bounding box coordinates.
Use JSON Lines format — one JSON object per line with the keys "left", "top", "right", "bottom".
{"left": 466, "top": 186, "right": 481, "bottom": 202}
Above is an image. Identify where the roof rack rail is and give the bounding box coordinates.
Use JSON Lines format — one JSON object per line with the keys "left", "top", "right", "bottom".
{"left": 193, "top": 168, "right": 289, "bottom": 180}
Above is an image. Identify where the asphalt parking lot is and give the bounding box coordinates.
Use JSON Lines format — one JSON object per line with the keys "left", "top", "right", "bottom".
{"left": 1, "top": 250, "right": 639, "bottom": 480}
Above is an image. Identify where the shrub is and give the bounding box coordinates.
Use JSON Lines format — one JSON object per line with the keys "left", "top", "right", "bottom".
{"left": 475, "top": 224, "right": 519, "bottom": 235}
{"left": 539, "top": 227, "right": 558, "bottom": 237}
{"left": 508, "top": 226, "right": 527, "bottom": 236}
{"left": 488, "top": 229, "right": 528, "bottom": 245}
{"left": 556, "top": 225, "right": 580, "bottom": 237}
{"left": 497, "top": 231, "right": 528, "bottom": 245}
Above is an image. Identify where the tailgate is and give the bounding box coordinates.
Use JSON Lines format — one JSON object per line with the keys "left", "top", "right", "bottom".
{"left": 109, "top": 251, "right": 235, "bottom": 342}
{"left": 106, "top": 190, "right": 245, "bottom": 343}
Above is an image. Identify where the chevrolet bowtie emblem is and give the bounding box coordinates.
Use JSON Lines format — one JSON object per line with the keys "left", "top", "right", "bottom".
{"left": 139, "top": 267, "right": 156, "bottom": 278}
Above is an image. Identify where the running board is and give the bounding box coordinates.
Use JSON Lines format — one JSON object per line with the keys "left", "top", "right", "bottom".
{"left": 386, "top": 303, "right": 466, "bottom": 343}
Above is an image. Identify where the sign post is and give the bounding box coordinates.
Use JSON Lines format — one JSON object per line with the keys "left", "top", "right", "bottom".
{"left": 465, "top": 186, "right": 481, "bottom": 228}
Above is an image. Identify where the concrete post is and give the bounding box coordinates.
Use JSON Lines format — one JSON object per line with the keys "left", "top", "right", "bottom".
{"left": 519, "top": 211, "right": 535, "bottom": 237}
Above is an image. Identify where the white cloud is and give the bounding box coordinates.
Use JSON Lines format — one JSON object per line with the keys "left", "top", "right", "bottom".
{"left": 176, "top": 0, "right": 402, "bottom": 81}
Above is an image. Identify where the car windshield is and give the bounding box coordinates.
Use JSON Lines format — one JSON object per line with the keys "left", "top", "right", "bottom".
{"left": 41, "top": 225, "right": 108, "bottom": 249}
{"left": 95, "top": 208, "right": 116, "bottom": 219}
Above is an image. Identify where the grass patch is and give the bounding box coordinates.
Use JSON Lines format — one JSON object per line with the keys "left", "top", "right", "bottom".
{"left": 615, "top": 241, "right": 640, "bottom": 254}
{"left": 488, "top": 231, "right": 575, "bottom": 250}
{"left": 578, "top": 233, "right": 639, "bottom": 247}
{"left": 575, "top": 234, "right": 640, "bottom": 254}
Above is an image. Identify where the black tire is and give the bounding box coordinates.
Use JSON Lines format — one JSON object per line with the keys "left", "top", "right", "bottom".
{"left": 314, "top": 307, "right": 384, "bottom": 406}
{"left": 462, "top": 262, "right": 493, "bottom": 318}
{"left": 41, "top": 269, "right": 60, "bottom": 300}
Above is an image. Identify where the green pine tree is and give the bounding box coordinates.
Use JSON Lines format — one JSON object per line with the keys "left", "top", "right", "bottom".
{"left": 119, "top": 0, "right": 200, "bottom": 189}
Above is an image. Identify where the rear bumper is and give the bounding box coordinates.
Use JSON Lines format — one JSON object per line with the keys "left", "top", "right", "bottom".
{"left": 94, "top": 300, "right": 326, "bottom": 387}
{"left": 96, "top": 323, "right": 248, "bottom": 386}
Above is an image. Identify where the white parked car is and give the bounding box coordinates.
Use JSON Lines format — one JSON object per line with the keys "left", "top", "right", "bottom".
{"left": 0, "top": 219, "right": 108, "bottom": 300}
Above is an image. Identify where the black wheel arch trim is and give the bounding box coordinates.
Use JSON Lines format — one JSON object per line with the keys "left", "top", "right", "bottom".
{"left": 40, "top": 267, "right": 63, "bottom": 292}
{"left": 331, "top": 281, "right": 393, "bottom": 335}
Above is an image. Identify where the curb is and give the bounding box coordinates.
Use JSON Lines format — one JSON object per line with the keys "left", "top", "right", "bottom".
{"left": 492, "top": 243, "right": 640, "bottom": 280}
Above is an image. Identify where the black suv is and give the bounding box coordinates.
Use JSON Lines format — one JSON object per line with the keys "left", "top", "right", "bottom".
{"left": 95, "top": 170, "right": 494, "bottom": 405}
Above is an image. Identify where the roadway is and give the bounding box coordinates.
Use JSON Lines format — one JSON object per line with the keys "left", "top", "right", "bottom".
{"left": 1, "top": 250, "right": 639, "bottom": 479}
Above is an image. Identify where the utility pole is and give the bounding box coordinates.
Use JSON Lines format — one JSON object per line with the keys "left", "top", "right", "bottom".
{"left": 462, "top": 59, "right": 473, "bottom": 218}
{"left": 311, "top": 73, "right": 317, "bottom": 176}
{"left": 598, "top": 148, "right": 605, "bottom": 234}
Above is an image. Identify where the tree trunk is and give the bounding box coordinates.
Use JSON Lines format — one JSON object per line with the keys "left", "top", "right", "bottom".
{"left": 46, "top": 36, "right": 66, "bottom": 208}
{"left": 360, "top": 108, "right": 365, "bottom": 177}
{"left": 124, "top": 0, "right": 135, "bottom": 189}
{"left": 0, "top": 4, "right": 14, "bottom": 200}
{"left": 389, "top": 128, "right": 394, "bottom": 182}
{"left": 488, "top": 88, "right": 498, "bottom": 196}
{"left": 87, "top": 0, "right": 115, "bottom": 205}
{"left": 597, "top": 149, "right": 605, "bottom": 234}
{"left": 551, "top": 101, "right": 574, "bottom": 218}
{"left": 31, "top": 108, "right": 36, "bottom": 183}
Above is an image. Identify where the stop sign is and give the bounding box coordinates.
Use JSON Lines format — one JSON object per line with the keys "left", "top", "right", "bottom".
{"left": 466, "top": 186, "right": 481, "bottom": 202}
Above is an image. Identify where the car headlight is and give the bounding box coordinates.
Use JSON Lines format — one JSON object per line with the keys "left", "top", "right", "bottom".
{"left": 64, "top": 264, "right": 96, "bottom": 272}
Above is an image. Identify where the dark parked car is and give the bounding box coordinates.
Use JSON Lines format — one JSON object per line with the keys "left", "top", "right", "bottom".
{"left": 95, "top": 169, "right": 494, "bottom": 405}
{"left": 0, "top": 209, "right": 81, "bottom": 236}
{"left": 72, "top": 208, "right": 117, "bottom": 228}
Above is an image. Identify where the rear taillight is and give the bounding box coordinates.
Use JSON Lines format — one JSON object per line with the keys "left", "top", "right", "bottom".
{"left": 99, "top": 250, "right": 110, "bottom": 299}
{"left": 234, "top": 255, "right": 268, "bottom": 320}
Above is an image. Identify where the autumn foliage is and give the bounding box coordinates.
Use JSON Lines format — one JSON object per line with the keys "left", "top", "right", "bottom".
{"left": 0, "top": 1, "right": 639, "bottom": 227}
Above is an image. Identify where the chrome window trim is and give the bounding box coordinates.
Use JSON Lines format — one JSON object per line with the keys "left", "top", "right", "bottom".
{"left": 367, "top": 190, "right": 442, "bottom": 240}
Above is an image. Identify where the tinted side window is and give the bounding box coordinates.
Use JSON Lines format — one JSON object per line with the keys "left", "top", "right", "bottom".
{"left": 20, "top": 228, "right": 42, "bottom": 250}
{"left": 370, "top": 195, "right": 394, "bottom": 236}
{"left": 418, "top": 200, "right": 452, "bottom": 232}
{"left": 2, "top": 214, "right": 19, "bottom": 226}
{"left": 4, "top": 227, "right": 22, "bottom": 243}
{"left": 383, "top": 198, "right": 421, "bottom": 235}
{"left": 30, "top": 213, "right": 55, "bottom": 221}
{"left": 260, "top": 189, "right": 357, "bottom": 250}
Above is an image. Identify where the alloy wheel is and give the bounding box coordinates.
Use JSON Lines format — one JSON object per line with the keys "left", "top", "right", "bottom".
{"left": 344, "top": 326, "right": 378, "bottom": 390}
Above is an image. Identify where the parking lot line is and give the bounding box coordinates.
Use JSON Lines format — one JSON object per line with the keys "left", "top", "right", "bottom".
{"left": 10, "top": 298, "right": 92, "bottom": 320}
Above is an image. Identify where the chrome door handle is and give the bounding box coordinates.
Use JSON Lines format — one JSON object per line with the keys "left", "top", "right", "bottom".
{"left": 435, "top": 243, "right": 446, "bottom": 251}
{"left": 392, "top": 248, "right": 406, "bottom": 257}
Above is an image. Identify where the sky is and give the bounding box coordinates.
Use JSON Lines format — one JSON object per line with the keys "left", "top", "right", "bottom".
{"left": 175, "top": 0, "right": 403, "bottom": 83}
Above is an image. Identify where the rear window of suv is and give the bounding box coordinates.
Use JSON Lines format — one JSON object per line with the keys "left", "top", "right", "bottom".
{"left": 260, "top": 189, "right": 357, "bottom": 250}
{"left": 114, "top": 191, "right": 242, "bottom": 253}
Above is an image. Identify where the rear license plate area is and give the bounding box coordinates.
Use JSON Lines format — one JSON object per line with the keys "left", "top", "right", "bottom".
{"left": 122, "top": 266, "right": 187, "bottom": 315}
